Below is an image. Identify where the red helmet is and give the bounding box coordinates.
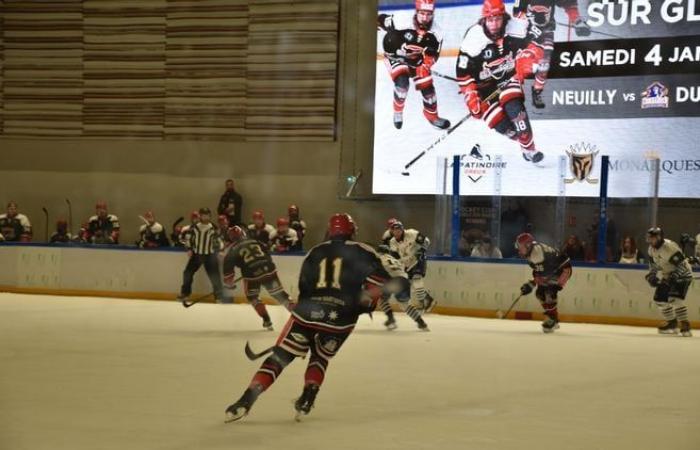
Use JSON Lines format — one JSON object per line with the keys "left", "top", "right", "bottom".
{"left": 227, "top": 225, "right": 247, "bottom": 243}
{"left": 515, "top": 232, "right": 535, "bottom": 256}
{"left": 415, "top": 0, "right": 435, "bottom": 12}
{"left": 252, "top": 210, "right": 264, "bottom": 221}
{"left": 218, "top": 214, "right": 229, "bottom": 227}
{"left": 386, "top": 217, "right": 398, "bottom": 229}
{"left": 482, "top": 0, "right": 505, "bottom": 18}
{"left": 190, "top": 210, "right": 200, "bottom": 221}
{"left": 277, "top": 217, "right": 290, "bottom": 228}
{"left": 328, "top": 213, "right": 356, "bottom": 239}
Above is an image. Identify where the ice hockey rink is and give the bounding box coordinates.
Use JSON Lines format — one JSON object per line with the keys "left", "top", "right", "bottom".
{"left": 1, "top": 293, "right": 699, "bottom": 450}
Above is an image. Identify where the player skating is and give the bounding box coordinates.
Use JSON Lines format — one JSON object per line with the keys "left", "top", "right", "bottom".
{"left": 645, "top": 227, "right": 694, "bottom": 337}
{"left": 224, "top": 213, "right": 390, "bottom": 422}
{"left": 387, "top": 221, "right": 435, "bottom": 330}
{"left": 515, "top": 232, "right": 572, "bottom": 333}
{"left": 222, "top": 226, "right": 294, "bottom": 330}
{"left": 456, "top": 0, "right": 545, "bottom": 163}
{"left": 378, "top": 0, "right": 450, "bottom": 130}
{"left": 512, "top": 0, "right": 590, "bottom": 108}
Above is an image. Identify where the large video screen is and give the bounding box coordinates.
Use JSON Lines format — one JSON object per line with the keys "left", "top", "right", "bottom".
{"left": 373, "top": 0, "right": 700, "bottom": 197}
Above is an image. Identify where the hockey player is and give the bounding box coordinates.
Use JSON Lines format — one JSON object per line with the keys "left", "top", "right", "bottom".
{"left": 86, "top": 201, "right": 120, "bottom": 244}
{"left": 376, "top": 244, "right": 431, "bottom": 331}
{"left": 247, "top": 210, "right": 275, "bottom": 250}
{"left": 456, "top": 0, "right": 545, "bottom": 164}
{"left": 388, "top": 221, "right": 435, "bottom": 329}
{"left": 381, "top": 217, "right": 398, "bottom": 245}
{"left": 287, "top": 204, "right": 306, "bottom": 251}
{"left": 136, "top": 211, "right": 170, "bottom": 248}
{"left": 49, "top": 219, "right": 73, "bottom": 243}
{"left": 513, "top": 0, "right": 590, "bottom": 108}
{"left": 0, "top": 201, "right": 32, "bottom": 242}
{"left": 516, "top": 232, "right": 572, "bottom": 333}
{"left": 173, "top": 210, "right": 199, "bottom": 248}
{"left": 378, "top": 0, "right": 450, "bottom": 130}
{"left": 270, "top": 217, "right": 299, "bottom": 253}
{"left": 224, "top": 213, "right": 390, "bottom": 422}
{"left": 222, "top": 226, "right": 294, "bottom": 330}
{"left": 645, "top": 227, "right": 694, "bottom": 337}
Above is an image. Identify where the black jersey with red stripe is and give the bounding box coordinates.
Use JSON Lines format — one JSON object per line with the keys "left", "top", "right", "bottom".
{"left": 292, "top": 239, "right": 390, "bottom": 331}
{"left": 223, "top": 238, "right": 277, "bottom": 280}
{"left": 512, "top": 0, "right": 579, "bottom": 31}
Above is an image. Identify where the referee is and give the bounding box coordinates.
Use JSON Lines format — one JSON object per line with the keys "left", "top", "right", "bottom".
{"left": 178, "top": 207, "right": 223, "bottom": 302}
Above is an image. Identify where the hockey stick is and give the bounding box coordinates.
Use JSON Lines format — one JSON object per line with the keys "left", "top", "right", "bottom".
{"left": 41, "top": 207, "right": 49, "bottom": 241}
{"left": 555, "top": 21, "right": 623, "bottom": 40}
{"left": 181, "top": 275, "right": 243, "bottom": 308}
{"left": 496, "top": 294, "right": 523, "bottom": 319}
{"left": 65, "top": 199, "right": 72, "bottom": 236}
{"left": 400, "top": 89, "right": 501, "bottom": 176}
{"left": 244, "top": 341, "right": 274, "bottom": 361}
{"left": 432, "top": 70, "right": 459, "bottom": 82}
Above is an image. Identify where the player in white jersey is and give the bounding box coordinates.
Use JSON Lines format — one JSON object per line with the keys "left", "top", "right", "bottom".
{"left": 388, "top": 221, "right": 435, "bottom": 329}
{"left": 645, "top": 227, "right": 694, "bottom": 337}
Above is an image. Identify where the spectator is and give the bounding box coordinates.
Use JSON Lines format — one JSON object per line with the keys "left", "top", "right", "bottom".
{"left": 617, "top": 236, "right": 643, "bottom": 264}
{"left": 247, "top": 210, "right": 275, "bottom": 249}
{"left": 49, "top": 219, "right": 73, "bottom": 243}
{"left": 136, "top": 211, "right": 170, "bottom": 249}
{"left": 0, "top": 201, "right": 32, "bottom": 242}
{"left": 458, "top": 228, "right": 483, "bottom": 257}
{"left": 470, "top": 235, "right": 503, "bottom": 259}
{"left": 561, "top": 234, "right": 585, "bottom": 261}
{"left": 270, "top": 217, "right": 299, "bottom": 253}
{"left": 217, "top": 179, "right": 243, "bottom": 226}
{"left": 86, "top": 201, "right": 120, "bottom": 244}
{"left": 287, "top": 204, "right": 306, "bottom": 251}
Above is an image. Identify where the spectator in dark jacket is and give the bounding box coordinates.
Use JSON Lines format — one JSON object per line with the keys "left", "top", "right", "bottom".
{"left": 217, "top": 179, "right": 243, "bottom": 226}
{"left": 561, "top": 234, "right": 585, "bottom": 261}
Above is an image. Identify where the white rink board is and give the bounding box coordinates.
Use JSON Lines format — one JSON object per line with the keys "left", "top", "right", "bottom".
{"left": 1, "top": 245, "right": 698, "bottom": 322}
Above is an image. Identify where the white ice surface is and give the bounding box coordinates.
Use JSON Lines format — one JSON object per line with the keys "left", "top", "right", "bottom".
{"left": 1, "top": 293, "right": 699, "bottom": 450}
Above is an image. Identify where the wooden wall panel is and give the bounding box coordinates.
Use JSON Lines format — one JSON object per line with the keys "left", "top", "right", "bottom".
{"left": 246, "top": 0, "right": 338, "bottom": 141}
{"left": 2, "top": 0, "right": 83, "bottom": 137}
{"left": 83, "top": 0, "right": 166, "bottom": 139}
{"left": 165, "top": 0, "right": 247, "bottom": 141}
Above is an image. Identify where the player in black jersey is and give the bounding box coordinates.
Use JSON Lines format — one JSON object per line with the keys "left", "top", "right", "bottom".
{"left": 222, "top": 226, "right": 294, "bottom": 330}
{"left": 512, "top": 0, "right": 589, "bottom": 108}
{"left": 516, "top": 233, "right": 572, "bottom": 333}
{"left": 456, "top": 0, "right": 545, "bottom": 164}
{"left": 378, "top": 0, "right": 450, "bottom": 130}
{"left": 224, "top": 213, "right": 390, "bottom": 423}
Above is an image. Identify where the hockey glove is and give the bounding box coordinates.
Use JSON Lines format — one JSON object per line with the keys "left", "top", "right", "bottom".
{"left": 520, "top": 281, "right": 534, "bottom": 296}
{"left": 377, "top": 14, "right": 394, "bottom": 31}
{"left": 462, "top": 84, "right": 483, "bottom": 119}
{"left": 667, "top": 271, "right": 680, "bottom": 284}
{"left": 688, "top": 256, "right": 700, "bottom": 266}
{"left": 645, "top": 271, "right": 660, "bottom": 288}
{"left": 573, "top": 17, "right": 591, "bottom": 37}
{"left": 515, "top": 45, "right": 544, "bottom": 83}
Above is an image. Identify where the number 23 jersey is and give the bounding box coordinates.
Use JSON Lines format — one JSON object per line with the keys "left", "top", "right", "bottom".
{"left": 223, "top": 238, "right": 277, "bottom": 280}
{"left": 293, "top": 240, "right": 390, "bottom": 331}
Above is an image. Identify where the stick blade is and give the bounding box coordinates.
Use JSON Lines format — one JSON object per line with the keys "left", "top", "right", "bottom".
{"left": 244, "top": 341, "right": 258, "bottom": 360}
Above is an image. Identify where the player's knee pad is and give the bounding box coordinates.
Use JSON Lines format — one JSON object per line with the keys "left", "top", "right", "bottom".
{"left": 483, "top": 103, "right": 507, "bottom": 130}
{"left": 394, "top": 73, "right": 410, "bottom": 89}
{"left": 653, "top": 284, "right": 671, "bottom": 302}
{"left": 268, "top": 347, "right": 296, "bottom": 370}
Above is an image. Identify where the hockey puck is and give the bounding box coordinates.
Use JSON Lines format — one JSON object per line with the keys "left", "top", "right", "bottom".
{"left": 401, "top": 171, "right": 410, "bottom": 176}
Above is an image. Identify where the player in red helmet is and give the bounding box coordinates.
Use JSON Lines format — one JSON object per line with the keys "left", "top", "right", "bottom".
{"left": 515, "top": 232, "right": 572, "bottom": 333}
{"left": 49, "top": 218, "right": 72, "bottom": 243}
{"left": 270, "top": 217, "right": 299, "bottom": 253}
{"left": 86, "top": 201, "right": 120, "bottom": 244}
{"left": 137, "top": 211, "right": 169, "bottom": 248}
{"left": 378, "top": 0, "right": 450, "bottom": 130}
{"left": 224, "top": 213, "right": 390, "bottom": 422}
{"left": 287, "top": 204, "right": 306, "bottom": 250}
{"left": 247, "top": 210, "right": 275, "bottom": 250}
{"left": 456, "top": 0, "right": 545, "bottom": 164}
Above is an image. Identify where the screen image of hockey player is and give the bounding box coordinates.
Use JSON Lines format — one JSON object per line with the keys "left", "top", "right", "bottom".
{"left": 373, "top": 0, "right": 700, "bottom": 198}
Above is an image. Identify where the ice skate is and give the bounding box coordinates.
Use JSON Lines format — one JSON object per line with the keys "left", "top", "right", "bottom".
{"left": 658, "top": 319, "right": 679, "bottom": 335}
{"left": 393, "top": 112, "right": 403, "bottom": 129}
{"left": 262, "top": 319, "right": 274, "bottom": 331}
{"left": 522, "top": 150, "right": 544, "bottom": 164}
{"left": 294, "top": 384, "right": 320, "bottom": 421}
{"left": 542, "top": 317, "right": 560, "bottom": 334}
{"left": 422, "top": 293, "right": 437, "bottom": 313}
{"left": 384, "top": 316, "right": 398, "bottom": 331}
{"left": 225, "top": 388, "right": 258, "bottom": 423}
{"left": 531, "top": 86, "right": 545, "bottom": 109}
{"left": 428, "top": 117, "right": 450, "bottom": 130}
{"left": 469, "top": 144, "right": 483, "bottom": 160}
{"left": 176, "top": 293, "right": 189, "bottom": 302}
{"left": 416, "top": 317, "right": 430, "bottom": 332}
{"left": 679, "top": 320, "right": 692, "bottom": 337}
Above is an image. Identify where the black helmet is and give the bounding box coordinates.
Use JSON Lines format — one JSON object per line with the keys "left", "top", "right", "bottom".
{"left": 646, "top": 227, "right": 664, "bottom": 249}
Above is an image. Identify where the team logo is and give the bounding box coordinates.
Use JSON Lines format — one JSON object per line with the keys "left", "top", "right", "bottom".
{"left": 450, "top": 144, "right": 507, "bottom": 183}
{"left": 328, "top": 310, "right": 339, "bottom": 321}
{"left": 290, "top": 332, "right": 309, "bottom": 344}
{"left": 565, "top": 142, "right": 599, "bottom": 184}
{"left": 322, "top": 338, "right": 339, "bottom": 353}
{"left": 310, "top": 310, "right": 325, "bottom": 320}
{"left": 641, "top": 82, "right": 670, "bottom": 109}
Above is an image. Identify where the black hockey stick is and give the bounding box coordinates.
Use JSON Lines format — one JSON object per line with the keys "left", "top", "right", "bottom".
{"left": 65, "top": 199, "right": 72, "bottom": 236}
{"left": 432, "top": 70, "right": 459, "bottom": 82}
{"left": 496, "top": 294, "right": 523, "bottom": 319}
{"left": 41, "top": 207, "right": 49, "bottom": 241}
{"left": 244, "top": 341, "right": 274, "bottom": 361}
{"left": 182, "top": 291, "right": 214, "bottom": 308}
{"left": 400, "top": 89, "right": 501, "bottom": 176}
{"left": 172, "top": 216, "right": 184, "bottom": 230}
{"left": 555, "top": 21, "right": 623, "bottom": 40}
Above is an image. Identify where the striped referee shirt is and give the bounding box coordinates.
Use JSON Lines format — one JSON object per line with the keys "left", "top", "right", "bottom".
{"left": 188, "top": 222, "right": 219, "bottom": 255}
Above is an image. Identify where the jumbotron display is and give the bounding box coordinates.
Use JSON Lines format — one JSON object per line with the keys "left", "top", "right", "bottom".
{"left": 373, "top": 0, "right": 700, "bottom": 197}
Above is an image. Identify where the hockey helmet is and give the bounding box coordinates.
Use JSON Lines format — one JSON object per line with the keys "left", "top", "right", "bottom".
{"left": 252, "top": 210, "right": 264, "bottom": 221}
{"left": 386, "top": 217, "right": 398, "bottom": 229}
{"left": 227, "top": 225, "right": 247, "bottom": 243}
{"left": 288, "top": 204, "right": 300, "bottom": 216}
{"left": 277, "top": 217, "right": 290, "bottom": 228}
{"left": 482, "top": 0, "right": 505, "bottom": 18}
{"left": 646, "top": 227, "right": 664, "bottom": 249}
{"left": 515, "top": 232, "right": 535, "bottom": 256}
{"left": 218, "top": 214, "right": 229, "bottom": 227}
{"left": 415, "top": 0, "right": 435, "bottom": 12}
{"left": 328, "top": 213, "right": 356, "bottom": 239}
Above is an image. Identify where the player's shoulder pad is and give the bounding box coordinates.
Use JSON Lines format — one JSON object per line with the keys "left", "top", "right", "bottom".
{"left": 269, "top": 229, "right": 279, "bottom": 239}
{"left": 88, "top": 215, "right": 98, "bottom": 222}
{"left": 139, "top": 224, "right": 147, "bottom": 232}
{"left": 265, "top": 223, "right": 276, "bottom": 232}
{"left": 459, "top": 24, "right": 489, "bottom": 57}
{"left": 150, "top": 223, "right": 163, "bottom": 233}
{"left": 663, "top": 239, "right": 681, "bottom": 252}
{"left": 289, "top": 228, "right": 299, "bottom": 238}
{"left": 506, "top": 15, "right": 528, "bottom": 39}
{"left": 108, "top": 214, "right": 119, "bottom": 222}
{"left": 427, "top": 22, "right": 444, "bottom": 42}
{"left": 529, "top": 243, "right": 545, "bottom": 263}
{"left": 247, "top": 223, "right": 255, "bottom": 230}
